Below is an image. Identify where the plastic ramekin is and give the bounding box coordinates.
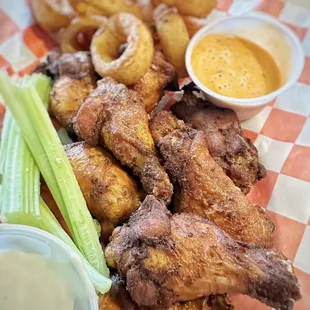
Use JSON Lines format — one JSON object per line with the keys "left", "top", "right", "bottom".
{"left": 185, "top": 12, "right": 305, "bottom": 121}
{"left": 0, "top": 224, "right": 99, "bottom": 310}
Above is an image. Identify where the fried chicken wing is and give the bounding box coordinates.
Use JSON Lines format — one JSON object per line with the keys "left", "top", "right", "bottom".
{"left": 74, "top": 77, "right": 173, "bottom": 204}
{"left": 105, "top": 196, "right": 301, "bottom": 310}
{"left": 99, "top": 274, "right": 233, "bottom": 310}
{"left": 50, "top": 75, "right": 96, "bottom": 130}
{"left": 37, "top": 51, "right": 97, "bottom": 80}
{"left": 149, "top": 111, "right": 274, "bottom": 248}
{"left": 65, "top": 142, "right": 142, "bottom": 236}
{"left": 35, "top": 51, "right": 61, "bottom": 79}
{"left": 131, "top": 50, "right": 176, "bottom": 113}
{"left": 171, "top": 92, "right": 266, "bottom": 194}
{"left": 99, "top": 275, "right": 136, "bottom": 310}
{"left": 42, "top": 141, "right": 142, "bottom": 242}
{"left": 37, "top": 51, "right": 97, "bottom": 131}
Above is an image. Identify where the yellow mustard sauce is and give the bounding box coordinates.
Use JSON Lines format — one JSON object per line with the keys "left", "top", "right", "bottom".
{"left": 191, "top": 34, "right": 282, "bottom": 99}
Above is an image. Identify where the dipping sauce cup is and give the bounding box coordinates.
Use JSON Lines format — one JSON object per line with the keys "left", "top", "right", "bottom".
{"left": 0, "top": 224, "right": 99, "bottom": 310}
{"left": 186, "top": 12, "right": 305, "bottom": 121}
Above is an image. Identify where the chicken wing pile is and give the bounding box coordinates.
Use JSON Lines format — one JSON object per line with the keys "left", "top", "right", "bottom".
{"left": 74, "top": 77, "right": 173, "bottom": 204}
{"left": 35, "top": 50, "right": 301, "bottom": 310}
{"left": 149, "top": 110, "right": 274, "bottom": 248}
{"left": 105, "top": 196, "right": 300, "bottom": 310}
{"left": 39, "top": 51, "right": 174, "bottom": 204}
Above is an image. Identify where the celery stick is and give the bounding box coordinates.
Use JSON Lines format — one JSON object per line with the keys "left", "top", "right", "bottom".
{"left": 0, "top": 75, "right": 68, "bottom": 224}
{"left": 19, "top": 73, "right": 51, "bottom": 108}
{"left": 0, "top": 73, "right": 109, "bottom": 276}
{"left": 93, "top": 219, "right": 101, "bottom": 238}
{"left": 0, "top": 73, "right": 49, "bottom": 187}
{"left": 0, "top": 74, "right": 51, "bottom": 221}
{"left": 0, "top": 111, "right": 13, "bottom": 181}
{"left": 18, "top": 74, "right": 51, "bottom": 218}
{"left": 38, "top": 198, "right": 112, "bottom": 294}
{"left": 1, "top": 113, "right": 23, "bottom": 216}
{"left": 0, "top": 110, "right": 40, "bottom": 225}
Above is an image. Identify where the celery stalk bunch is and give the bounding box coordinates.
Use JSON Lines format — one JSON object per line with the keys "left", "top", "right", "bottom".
{"left": 0, "top": 73, "right": 111, "bottom": 294}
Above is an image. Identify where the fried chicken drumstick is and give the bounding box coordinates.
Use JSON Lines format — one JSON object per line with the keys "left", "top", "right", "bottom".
{"left": 149, "top": 111, "right": 274, "bottom": 248}
{"left": 74, "top": 77, "right": 173, "bottom": 204}
{"left": 105, "top": 196, "right": 301, "bottom": 310}
{"left": 99, "top": 275, "right": 233, "bottom": 310}
{"left": 172, "top": 92, "right": 266, "bottom": 194}
{"left": 131, "top": 50, "right": 176, "bottom": 113}
{"left": 42, "top": 142, "right": 142, "bottom": 242}
{"left": 36, "top": 51, "right": 97, "bottom": 131}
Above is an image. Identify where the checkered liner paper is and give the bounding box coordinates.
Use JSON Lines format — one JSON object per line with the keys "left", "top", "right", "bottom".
{"left": 0, "top": 0, "right": 310, "bottom": 309}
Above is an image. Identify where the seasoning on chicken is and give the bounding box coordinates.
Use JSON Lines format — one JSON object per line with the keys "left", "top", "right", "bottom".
{"left": 172, "top": 91, "right": 266, "bottom": 194}
{"left": 131, "top": 50, "right": 176, "bottom": 113}
{"left": 42, "top": 142, "right": 142, "bottom": 242}
{"left": 37, "top": 51, "right": 97, "bottom": 131}
{"left": 74, "top": 77, "right": 173, "bottom": 204}
{"left": 99, "top": 274, "right": 234, "bottom": 310}
{"left": 149, "top": 110, "right": 274, "bottom": 248}
{"left": 105, "top": 196, "right": 301, "bottom": 310}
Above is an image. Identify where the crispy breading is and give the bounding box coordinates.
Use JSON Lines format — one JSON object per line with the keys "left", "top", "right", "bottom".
{"left": 149, "top": 110, "right": 274, "bottom": 248}
{"left": 50, "top": 75, "right": 96, "bottom": 130}
{"left": 131, "top": 51, "right": 176, "bottom": 113}
{"left": 42, "top": 142, "right": 142, "bottom": 242}
{"left": 172, "top": 92, "right": 266, "bottom": 194}
{"left": 105, "top": 196, "right": 300, "bottom": 310}
{"left": 99, "top": 274, "right": 233, "bottom": 310}
{"left": 74, "top": 77, "right": 173, "bottom": 204}
{"left": 37, "top": 52, "right": 97, "bottom": 131}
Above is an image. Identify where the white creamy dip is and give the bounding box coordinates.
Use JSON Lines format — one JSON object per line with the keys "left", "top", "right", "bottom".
{"left": 0, "top": 251, "right": 74, "bottom": 310}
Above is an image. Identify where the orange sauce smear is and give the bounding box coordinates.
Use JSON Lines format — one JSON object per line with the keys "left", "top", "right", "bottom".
{"left": 191, "top": 34, "right": 282, "bottom": 99}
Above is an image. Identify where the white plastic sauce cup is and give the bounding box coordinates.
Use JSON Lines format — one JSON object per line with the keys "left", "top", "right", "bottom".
{"left": 186, "top": 12, "right": 305, "bottom": 121}
{"left": 0, "top": 224, "right": 99, "bottom": 310}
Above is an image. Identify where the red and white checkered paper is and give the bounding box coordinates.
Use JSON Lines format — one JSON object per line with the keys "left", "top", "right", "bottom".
{"left": 0, "top": 0, "right": 309, "bottom": 309}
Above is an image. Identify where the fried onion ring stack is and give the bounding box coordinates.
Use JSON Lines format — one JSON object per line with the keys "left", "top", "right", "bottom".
{"left": 91, "top": 13, "right": 154, "bottom": 85}
{"left": 31, "top": 0, "right": 218, "bottom": 87}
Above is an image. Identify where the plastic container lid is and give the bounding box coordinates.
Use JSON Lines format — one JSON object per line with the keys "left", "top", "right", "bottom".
{"left": 0, "top": 224, "right": 99, "bottom": 310}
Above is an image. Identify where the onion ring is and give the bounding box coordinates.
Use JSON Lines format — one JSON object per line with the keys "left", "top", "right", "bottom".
{"left": 71, "top": 2, "right": 100, "bottom": 16}
{"left": 30, "top": 0, "right": 75, "bottom": 32}
{"left": 151, "top": 0, "right": 217, "bottom": 18}
{"left": 151, "top": 0, "right": 176, "bottom": 6}
{"left": 175, "top": 0, "right": 217, "bottom": 18}
{"left": 154, "top": 5, "right": 189, "bottom": 77}
{"left": 61, "top": 15, "right": 107, "bottom": 53}
{"left": 91, "top": 13, "right": 154, "bottom": 85}
{"left": 70, "top": 0, "right": 143, "bottom": 18}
